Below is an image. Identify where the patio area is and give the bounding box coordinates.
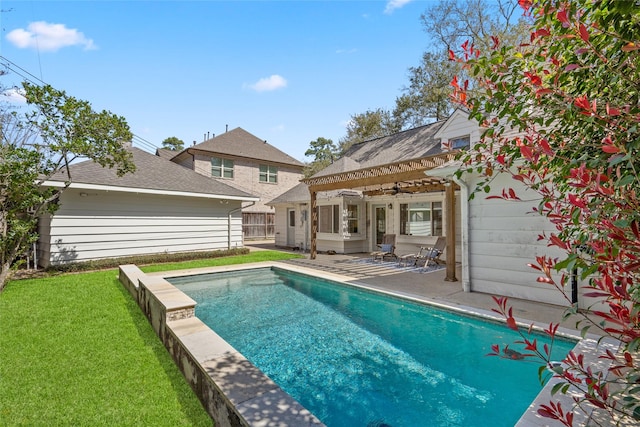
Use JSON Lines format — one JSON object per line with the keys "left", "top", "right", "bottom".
{"left": 246, "top": 241, "right": 581, "bottom": 333}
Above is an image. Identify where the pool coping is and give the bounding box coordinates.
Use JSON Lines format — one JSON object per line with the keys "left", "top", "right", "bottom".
{"left": 122, "top": 261, "right": 618, "bottom": 426}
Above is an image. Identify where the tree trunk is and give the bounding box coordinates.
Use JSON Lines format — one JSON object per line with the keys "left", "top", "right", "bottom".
{"left": 0, "top": 262, "right": 12, "bottom": 292}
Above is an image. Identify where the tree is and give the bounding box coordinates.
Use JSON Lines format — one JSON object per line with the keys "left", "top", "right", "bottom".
{"left": 0, "top": 82, "right": 134, "bottom": 290}
{"left": 303, "top": 137, "right": 338, "bottom": 178}
{"left": 162, "top": 136, "right": 184, "bottom": 151}
{"left": 451, "top": 0, "right": 640, "bottom": 424}
{"left": 390, "top": 0, "right": 530, "bottom": 129}
{"left": 393, "top": 51, "right": 458, "bottom": 127}
{"left": 338, "top": 108, "right": 399, "bottom": 154}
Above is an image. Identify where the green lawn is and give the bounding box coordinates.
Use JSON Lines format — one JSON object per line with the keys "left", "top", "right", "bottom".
{"left": 0, "top": 250, "right": 302, "bottom": 426}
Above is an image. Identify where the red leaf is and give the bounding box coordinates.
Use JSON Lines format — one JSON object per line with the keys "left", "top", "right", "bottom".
{"left": 574, "top": 95, "right": 590, "bottom": 111}
{"left": 557, "top": 9, "right": 569, "bottom": 24}
{"left": 506, "top": 316, "right": 518, "bottom": 330}
{"left": 579, "top": 24, "right": 590, "bottom": 42}
{"left": 622, "top": 42, "right": 640, "bottom": 52}
{"left": 536, "top": 88, "right": 553, "bottom": 96}
{"left": 602, "top": 144, "right": 620, "bottom": 154}
{"left": 518, "top": 0, "right": 532, "bottom": 12}
{"left": 519, "top": 145, "right": 533, "bottom": 160}
{"left": 568, "top": 193, "right": 587, "bottom": 208}
{"left": 564, "top": 64, "right": 580, "bottom": 72}
{"left": 606, "top": 103, "right": 620, "bottom": 116}
{"left": 448, "top": 49, "right": 455, "bottom": 60}
{"left": 525, "top": 71, "right": 542, "bottom": 86}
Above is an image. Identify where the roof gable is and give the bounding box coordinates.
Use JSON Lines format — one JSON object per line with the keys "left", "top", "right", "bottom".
{"left": 189, "top": 127, "right": 304, "bottom": 168}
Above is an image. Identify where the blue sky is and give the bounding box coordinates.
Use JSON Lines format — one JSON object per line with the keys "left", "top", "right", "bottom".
{"left": 1, "top": 1, "right": 436, "bottom": 162}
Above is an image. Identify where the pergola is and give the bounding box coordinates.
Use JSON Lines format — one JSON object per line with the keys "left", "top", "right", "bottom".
{"left": 301, "top": 151, "right": 460, "bottom": 282}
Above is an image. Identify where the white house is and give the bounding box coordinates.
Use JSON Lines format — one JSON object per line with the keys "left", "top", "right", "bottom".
{"left": 38, "top": 147, "right": 258, "bottom": 267}
{"left": 269, "top": 110, "right": 571, "bottom": 306}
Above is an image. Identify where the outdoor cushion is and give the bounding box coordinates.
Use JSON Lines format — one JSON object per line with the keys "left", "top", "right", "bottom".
{"left": 381, "top": 244, "right": 393, "bottom": 253}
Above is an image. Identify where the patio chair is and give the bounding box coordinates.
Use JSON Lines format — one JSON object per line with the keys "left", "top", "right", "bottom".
{"left": 416, "top": 236, "right": 447, "bottom": 267}
{"left": 397, "top": 246, "right": 428, "bottom": 267}
{"left": 370, "top": 234, "right": 397, "bottom": 262}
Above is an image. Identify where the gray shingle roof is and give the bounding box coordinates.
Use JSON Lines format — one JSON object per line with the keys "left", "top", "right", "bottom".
{"left": 155, "top": 148, "right": 176, "bottom": 160}
{"left": 266, "top": 182, "right": 356, "bottom": 205}
{"left": 342, "top": 121, "right": 445, "bottom": 169}
{"left": 310, "top": 157, "right": 361, "bottom": 178}
{"left": 189, "top": 127, "right": 304, "bottom": 167}
{"left": 266, "top": 182, "right": 309, "bottom": 204}
{"left": 45, "top": 147, "right": 257, "bottom": 199}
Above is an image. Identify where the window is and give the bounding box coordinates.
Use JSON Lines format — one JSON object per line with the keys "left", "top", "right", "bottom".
{"left": 449, "top": 135, "right": 470, "bottom": 150}
{"left": 346, "top": 204, "right": 359, "bottom": 234}
{"left": 259, "top": 164, "right": 278, "bottom": 183}
{"left": 288, "top": 210, "right": 296, "bottom": 227}
{"left": 318, "top": 204, "right": 340, "bottom": 234}
{"left": 400, "top": 202, "right": 443, "bottom": 236}
{"left": 211, "top": 157, "right": 234, "bottom": 178}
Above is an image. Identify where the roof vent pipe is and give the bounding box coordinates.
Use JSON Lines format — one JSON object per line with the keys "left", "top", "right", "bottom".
{"left": 226, "top": 124, "right": 228, "bottom": 132}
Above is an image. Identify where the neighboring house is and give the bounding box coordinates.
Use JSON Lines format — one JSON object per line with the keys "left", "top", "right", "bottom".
{"left": 166, "top": 127, "right": 305, "bottom": 239}
{"left": 38, "top": 146, "right": 258, "bottom": 267}
{"left": 268, "top": 109, "right": 571, "bottom": 306}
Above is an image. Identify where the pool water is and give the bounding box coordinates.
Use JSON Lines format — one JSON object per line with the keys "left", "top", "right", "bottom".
{"left": 170, "top": 267, "right": 576, "bottom": 427}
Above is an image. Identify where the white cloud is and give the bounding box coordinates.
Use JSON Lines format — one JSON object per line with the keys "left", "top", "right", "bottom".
{"left": 246, "top": 75, "right": 287, "bottom": 92}
{"left": 2, "top": 87, "right": 26, "bottom": 104}
{"left": 6, "top": 21, "right": 96, "bottom": 52}
{"left": 384, "top": 0, "right": 413, "bottom": 14}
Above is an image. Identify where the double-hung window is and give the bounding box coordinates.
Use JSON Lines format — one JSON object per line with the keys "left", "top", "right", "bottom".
{"left": 346, "top": 204, "right": 359, "bottom": 234}
{"left": 400, "top": 201, "right": 443, "bottom": 236}
{"left": 259, "top": 165, "right": 278, "bottom": 183}
{"left": 318, "top": 204, "right": 340, "bottom": 234}
{"left": 211, "top": 157, "right": 234, "bottom": 178}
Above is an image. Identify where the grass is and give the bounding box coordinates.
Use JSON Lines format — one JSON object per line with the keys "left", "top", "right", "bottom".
{"left": 0, "top": 250, "right": 302, "bottom": 426}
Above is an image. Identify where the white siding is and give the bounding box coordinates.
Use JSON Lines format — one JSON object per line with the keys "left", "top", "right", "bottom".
{"left": 466, "top": 172, "right": 567, "bottom": 305}
{"left": 435, "top": 109, "right": 483, "bottom": 150}
{"left": 39, "top": 189, "right": 243, "bottom": 267}
{"left": 273, "top": 203, "right": 310, "bottom": 250}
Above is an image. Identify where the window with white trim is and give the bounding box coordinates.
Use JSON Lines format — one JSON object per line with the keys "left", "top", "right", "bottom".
{"left": 211, "top": 157, "right": 234, "bottom": 178}
{"left": 346, "top": 204, "right": 359, "bottom": 234}
{"left": 449, "top": 135, "right": 470, "bottom": 149}
{"left": 400, "top": 201, "right": 443, "bottom": 236}
{"left": 259, "top": 164, "right": 278, "bottom": 183}
{"left": 318, "top": 204, "right": 340, "bottom": 233}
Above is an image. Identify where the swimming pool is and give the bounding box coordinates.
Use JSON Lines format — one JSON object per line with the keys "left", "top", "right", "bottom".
{"left": 169, "top": 267, "right": 576, "bottom": 427}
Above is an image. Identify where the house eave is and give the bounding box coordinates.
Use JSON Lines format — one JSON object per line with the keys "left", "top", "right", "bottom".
{"left": 41, "top": 181, "right": 259, "bottom": 202}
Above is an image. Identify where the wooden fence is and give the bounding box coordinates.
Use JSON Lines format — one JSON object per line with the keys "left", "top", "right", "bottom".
{"left": 242, "top": 212, "right": 275, "bottom": 239}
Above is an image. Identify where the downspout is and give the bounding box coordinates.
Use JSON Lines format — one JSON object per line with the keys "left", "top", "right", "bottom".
{"left": 452, "top": 175, "right": 471, "bottom": 293}
{"left": 228, "top": 202, "right": 255, "bottom": 249}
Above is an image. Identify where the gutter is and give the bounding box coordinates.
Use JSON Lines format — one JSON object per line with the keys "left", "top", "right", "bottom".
{"left": 228, "top": 202, "right": 255, "bottom": 249}
{"left": 452, "top": 175, "right": 471, "bottom": 292}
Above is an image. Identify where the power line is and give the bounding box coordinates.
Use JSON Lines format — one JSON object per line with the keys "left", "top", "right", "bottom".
{"left": 0, "top": 55, "right": 160, "bottom": 153}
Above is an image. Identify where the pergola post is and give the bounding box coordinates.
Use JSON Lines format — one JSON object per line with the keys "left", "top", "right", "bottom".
{"left": 310, "top": 189, "right": 317, "bottom": 259}
{"left": 444, "top": 181, "right": 458, "bottom": 282}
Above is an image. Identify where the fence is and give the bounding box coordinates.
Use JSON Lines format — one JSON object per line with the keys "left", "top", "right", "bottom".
{"left": 242, "top": 212, "right": 275, "bottom": 240}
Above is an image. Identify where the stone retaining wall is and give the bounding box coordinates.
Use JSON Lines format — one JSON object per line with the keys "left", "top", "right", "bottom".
{"left": 118, "top": 264, "right": 323, "bottom": 427}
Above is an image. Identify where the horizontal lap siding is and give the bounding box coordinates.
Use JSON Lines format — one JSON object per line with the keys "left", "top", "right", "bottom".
{"left": 43, "top": 190, "right": 242, "bottom": 266}
{"left": 467, "top": 173, "right": 567, "bottom": 305}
